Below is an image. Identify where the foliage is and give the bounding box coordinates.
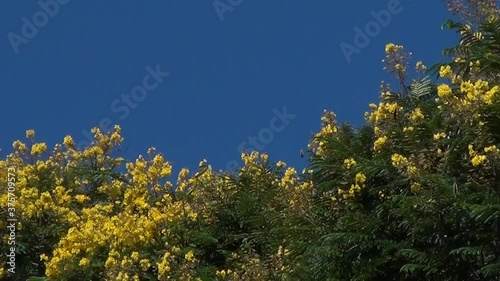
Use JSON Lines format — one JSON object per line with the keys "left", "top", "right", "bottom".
{"left": 2, "top": 2, "right": 500, "bottom": 281}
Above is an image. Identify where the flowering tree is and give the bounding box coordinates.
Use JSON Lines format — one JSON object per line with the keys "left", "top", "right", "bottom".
{"left": 2, "top": 2, "right": 500, "bottom": 280}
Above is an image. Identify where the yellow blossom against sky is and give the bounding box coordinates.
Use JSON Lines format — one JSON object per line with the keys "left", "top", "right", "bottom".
{"left": 1, "top": 40, "right": 500, "bottom": 280}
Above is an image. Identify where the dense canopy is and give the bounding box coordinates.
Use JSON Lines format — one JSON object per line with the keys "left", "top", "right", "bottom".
{"left": 2, "top": 1, "right": 500, "bottom": 280}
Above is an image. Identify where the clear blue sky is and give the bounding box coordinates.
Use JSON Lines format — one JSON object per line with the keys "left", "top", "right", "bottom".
{"left": 1, "top": 0, "right": 458, "bottom": 175}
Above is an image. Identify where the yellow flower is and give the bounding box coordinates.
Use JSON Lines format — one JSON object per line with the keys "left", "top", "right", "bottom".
{"left": 188, "top": 211, "right": 198, "bottom": 221}
{"left": 216, "top": 270, "right": 227, "bottom": 277}
{"left": 131, "top": 251, "right": 140, "bottom": 261}
{"left": 160, "top": 163, "right": 172, "bottom": 177}
{"left": 177, "top": 168, "right": 189, "bottom": 183}
{"left": 385, "top": 43, "right": 402, "bottom": 54}
{"left": 31, "top": 143, "right": 47, "bottom": 155}
{"left": 158, "top": 252, "right": 172, "bottom": 276}
{"left": 347, "top": 184, "right": 361, "bottom": 198}
{"left": 439, "top": 65, "right": 453, "bottom": 79}
{"left": 13, "top": 140, "right": 27, "bottom": 151}
{"left": 437, "top": 84, "right": 452, "bottom": 98}
{"left": 75, "top": 194, "right": 89, "bottom": 204}
{"left": 79, "top": 258, "right": 90, "bottom": 267}
{"left": 139, "top": 259, "right": 151, "bottom": 271}
{"left": 374, "top": 136, "right": 388, "bottom": 151}
{"left": 40, "top": 254, "right": 49, "bottom": 261}
{"left": 62, "top": 135, "right": 75, "bottom": 148}
{"left": 391, "top": 154, "right": 407, "bottom": 167}
{"left": 433, "top": 132, "right": 446, "bottom": 140}
{"left": 281, "top": 167, "right": 297, "bottom": 186}
{"left": 471, "top": 155, "right": 487, "bottom": 167}
{"left": 355, "top": 172, "right": 366, "bottom": 184}
{"left": 110, "top": 131, "right": 123, "bottom": 143}
{"left": 410, "top": 108, "right": 425, "bottom": 122}
{"left": 343, "top": 158, "right": 356, "bottom": 169}
{"left": 105, "top": 256, "right": 117, "bottom": 268}
{"left": 403, "top": 127, "right": 414, "bottom": 133}
{"left": 185, "top": 250, "right": 195, "bottom": 262}
{"left": 121, "top": 258, "right": 132, "bottom": 268}
{"left": 485, "top": 85, "right": 499, "bottom": 104}
{"left": 407, "top": 165, "right": 418, "bottom": 175}
{"left": 484, "top": 145, "right": 499, "bottom": 154}
{"left": 260, "top": 153, "right": 269, "bottom": 163}
{"left": 26, "top": 129, "right": 35, "bottom": 139}
{"left": 468, "top": 144, "right": 477, "bottom": 156}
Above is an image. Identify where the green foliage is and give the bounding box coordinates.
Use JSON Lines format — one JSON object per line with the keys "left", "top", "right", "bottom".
{"left": 430, "top": 17, "right": 500, "bottom": 82}
{"left": 4, "top": 3, "right": 500, "bottom": 281}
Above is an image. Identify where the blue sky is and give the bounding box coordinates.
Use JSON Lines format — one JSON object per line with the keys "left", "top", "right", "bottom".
{"left": 0, "top": 0, "right": 458, "bottom": 175}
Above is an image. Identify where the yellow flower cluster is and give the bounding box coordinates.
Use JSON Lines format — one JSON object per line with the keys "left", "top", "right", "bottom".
{"left": 471, "top": 154, "right": 487, "bottom": 167}
{"left": 385, "top": 43, "right": 403, "bottom": 54}
{"left": 0, "top": 126, "right": 215, "bottom": 280}
{"left": 374, "top": 136, "right": 388, "bottom": 152}
{"left": 277, "top": 245, "right": 290, "bottom": 256}
{"left": 391, "top": 154, "right": 418, "bottom": 177}
{"left": 308, "top": 110, "right": 338, "bottom": 158}
{"left": 365, "top": 101, "right": 404, "bottom": 124}
{"left": 437, "top": 79, "right": 499, "bottom": 108}
{"left": 484, "top": 145, "right": 500, "bottom": 154}
{"left": 281, "top": 167, "right": 298, "bottom": 187}
{"left": 431, "top": 77, "right": 500, "bottom": 158}
{"left": 433, "top": 132, "right": 447, "bottom": 141}
{"left": 468, "top": 144, "right": 499, "bottom": 167}
{"left": 31, "top": 142, "right": 47, "bottom": 155}
{"left": 336, "top": 172, "right": 367, "bottom": 200}
{"left": 403, "top": 126, "right": 414, "bottom": 133}
{"left": 410, "top": 108, "right": 425, "bottom": 122}
{"left": 343, "top": 158, "right": 356, "bottom": 169}
{"left": 320, "top": 110, "right": 337, "bottom": 134}
{"left": 439, "top": 65, "right": 454, "bottom": 79}
{"left": 63, "top": 135, "right": 75, "bottom": 148}
{"left": 437, "top": 84, "right": 453, "bottom": 99}
{"left": 216, "top": 268, "right": 234, "bottom": 278}
{"left": 26, "top": 129, "right": 35, "bottom": 139}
